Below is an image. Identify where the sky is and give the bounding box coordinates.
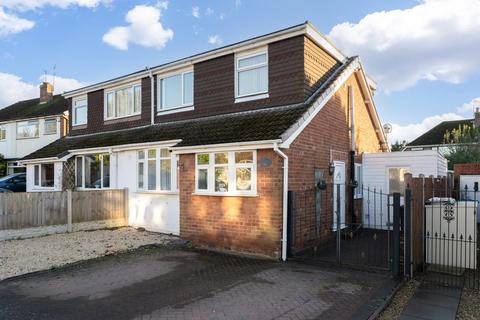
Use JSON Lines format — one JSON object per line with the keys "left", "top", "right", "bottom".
{"left": 0, "top": 0, "right": 479, "bottom": 144}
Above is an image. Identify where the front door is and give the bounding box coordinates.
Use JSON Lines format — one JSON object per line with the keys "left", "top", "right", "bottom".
{"left": 333, "top": 161, "right": 346, "bottom": 231}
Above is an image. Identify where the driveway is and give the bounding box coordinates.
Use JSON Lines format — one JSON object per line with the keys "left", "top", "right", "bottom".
{"left": 0, "top": 246, "right": 396, "bottom": 320}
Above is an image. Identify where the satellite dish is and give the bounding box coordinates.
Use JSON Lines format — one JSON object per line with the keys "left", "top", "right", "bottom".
{"left": 383, "top": 123, "right": 392, "bottom": 134}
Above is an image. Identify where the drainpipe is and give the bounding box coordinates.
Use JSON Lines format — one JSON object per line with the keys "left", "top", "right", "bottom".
{"left": 274, "top": 143, "right": 288, "bottom": 261}
{"left": 349, "top": 85, "right": 356, "bottom": 224}
{"left": 147, "top": 67, "right": 155, "bottom": 125}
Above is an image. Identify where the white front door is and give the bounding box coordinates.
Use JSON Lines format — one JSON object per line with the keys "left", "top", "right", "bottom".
{"left": 333, "top": 161, "right": 346, "bottom": 231}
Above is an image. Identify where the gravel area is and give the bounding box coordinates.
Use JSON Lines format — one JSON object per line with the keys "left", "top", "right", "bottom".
{"left": 457, "top": 288, "right": 480, "bottom": 320}
{"left": 377, "top": 277, "right": 422, "bottom": 320}
{"left": 0, "top": 227, "right": 176, "bottom": 281}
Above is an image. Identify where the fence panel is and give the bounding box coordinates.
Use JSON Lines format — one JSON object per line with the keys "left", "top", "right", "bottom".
{"left": 71, "top": 189, "right": 126, "bottom": 223}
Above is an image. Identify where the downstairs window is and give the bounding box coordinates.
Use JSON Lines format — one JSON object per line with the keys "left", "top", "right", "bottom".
{"left": 75, "top": 154, "right": 110, "bottom": 189}
{"left": 33, "top": 163, "right": 54, "bottom": 188}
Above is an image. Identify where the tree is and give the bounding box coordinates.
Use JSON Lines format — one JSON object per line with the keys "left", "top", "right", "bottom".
{"left": 443, "top": 124, "right": 480, "bottom": 169}
{"left": 391, "top": 140, "right": 408, "bottom": 152}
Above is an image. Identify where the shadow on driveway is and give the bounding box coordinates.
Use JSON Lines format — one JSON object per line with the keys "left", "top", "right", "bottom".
{"left": 0, "top": 245, "right": 397, "bottom": 320}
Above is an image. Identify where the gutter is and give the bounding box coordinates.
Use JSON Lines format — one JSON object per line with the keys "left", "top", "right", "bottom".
{"left": 147, "top": 67, "right": 155, "bottom": 125}
{"left": 273, "top": 142, "right": 288, "bottom": 261}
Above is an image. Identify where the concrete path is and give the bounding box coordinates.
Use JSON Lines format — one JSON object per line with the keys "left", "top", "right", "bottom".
{"left": 400, "top": 281, "right": 461, "bottom": 320}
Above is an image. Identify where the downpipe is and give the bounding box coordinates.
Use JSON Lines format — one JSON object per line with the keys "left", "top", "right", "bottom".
{"left": 273, "top": 143, "right": 288, "bottom": 261}
{"left": 147, "top": 67, "right": 155, "bottom": 125}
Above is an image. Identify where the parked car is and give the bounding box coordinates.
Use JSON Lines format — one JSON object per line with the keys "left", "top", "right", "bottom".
{"left": 0, "top": 187, "right": 13, "bottom": 193}
{"left": 0, "top": 173, "right": 27, "bottom": 192}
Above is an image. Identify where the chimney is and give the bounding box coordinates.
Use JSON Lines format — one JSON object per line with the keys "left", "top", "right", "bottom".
{"left": 39, "top": 82, "right": 54, "bottom": 104}
{"left": 475, "top": 107, "right": 480, "bottom": 128}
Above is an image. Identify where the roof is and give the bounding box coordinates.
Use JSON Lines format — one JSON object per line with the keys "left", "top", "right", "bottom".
{"left": 407, "top": 119, "right": 474, "bottom": 147}
{"left": 0, "top": 95, "right": 67, "bottom": 123}
{"left": 24, "top": 57, "right": 359, "bottom": 160}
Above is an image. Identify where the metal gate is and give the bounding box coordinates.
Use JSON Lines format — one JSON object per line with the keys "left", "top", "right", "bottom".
{"left": 288, "top": 183, "right": 402, "bottom": 274}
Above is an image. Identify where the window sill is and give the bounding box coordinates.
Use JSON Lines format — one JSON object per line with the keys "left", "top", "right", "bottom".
{"left": 157, "top": 105, "right": 194, "bottom": 116}
{"left": 354, "top": 196, "right": 363, "bottom": 200}
{"left": 32, "top": 187, "right": 55, "bottom": 191}
{"left": 192, "top": 192, "right": 258, "bottom": 197}
{"left": 16, "top": 136, "right": 39, "bottom": 140}
{"left": 135, "top": 190, "right": 179, "bottom": 195}
{"left": 72, "top": 124, "right": 87, "bottom": 130}
{"left": 44, "top": 132, "right": 57, "bottom": 135}
{"left": 235, "top": 93, "right": 269, "bottom": 104}
{"left": 104, "top": 114, "right": 141, "bottom": 123}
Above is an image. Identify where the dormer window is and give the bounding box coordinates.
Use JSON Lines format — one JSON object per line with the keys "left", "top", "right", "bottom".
{"left": 235, "top": 50, "right": 268, "bottom": 102}
{"left": 158, "top": 70, "right": 193, "bottom": 113}
{"left": 105, "top": 83, "right": 141, "bottom": 120}
{"left": 72, "top": 96, "right": 87, "bottom": 126}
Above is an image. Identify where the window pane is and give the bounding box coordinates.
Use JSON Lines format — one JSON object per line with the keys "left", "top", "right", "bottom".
{"left": 238, "top": 53, "right": 267, "bottom": 68}
{"left": 197, "top": 154, "right": 209, "bottom": 165}
{"left": 44, "top": 119, "right": 56, "bottom": 134}
{"left": 236, "top": 168, "right": 252, "bottom": 191}
{"left": 34, "top": 165, "right": 39, "bottom": 186}
{"left": 161, "top": 74, "right": 182, "bottom": 109}
{"left": 41, "top": 164, "right": 54, "bottom": 188}
{"left": 215, "top": 153, "right": 228, "bottom": 164}
{"left": 238, "top": 65, "right": 268, "bottom": 96}
{"left": 215, "top": 167, "right": 228, "bottom": 192}
{"left": 183, "top": 72, "right": 193, "bottom": 105}
{"left": 76, "top": 157, "right": 83, "bottom": 187}
{"left": 388, "top": 168, "right": 408, "bottom": 195}
{"left": 235, "top": 152, "right": 253, "bottom": 164}
{"left": 197, "top": 169, "right": 208, "bottom": 190}
{"left": 160, "top": 159, "right": 171, "bottom": 190}
{"left": 103, "top": 154, "right": 110, "bottom": 188}
{"left": 85, "top": 155, "right": 101, "bottom": 188}
{"left": 148, "top": 159, "right": 156, "bottom": 190}
{"left": 138, "top": 162, "right": 144, "bottom": 189}
{"left": 106, "top": 92, "right": 114, "bottom": 118}
{"left": 160, "top": 148, "right": 169, "bottom": 158}
{"left": 116, "top": 88, "right": 131, "bottom": 117}
{"left": 75, "top": 106, "right": 87, "bottom": 125}
{"left": 134, "top": 86, "right": 141, "bottom": 113}
{"left": 138, "top": 150, "right": 145, "bottom": 160}
{"left": 148, "top": 149, "right": 156, "bottom": 158}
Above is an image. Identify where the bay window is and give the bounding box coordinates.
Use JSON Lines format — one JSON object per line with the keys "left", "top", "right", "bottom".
{"left": 75, "top": 154, "right": 110, "bottom": 189}
{"left": 105, "top": 83, "right": 141, "bottom": 119}
{"left": 158, "top": 70, "right": 193, "bottom": 111}
{"left": 33, "top": 163, "right": 54, "bottom": 188}
{"left": 195, "top": 151, "right": 256, "bottom": 195}
{"left": 72, "top": 96, "right": 87, "bottom": 126}
{"left": 137, "top": 148, "right": 176, "bottom": 192}
{"left": 235, "top": 51, "right": 268, "bottom": 99}
{"left": 17, "top": 120, "right": 39, "bottom": 139}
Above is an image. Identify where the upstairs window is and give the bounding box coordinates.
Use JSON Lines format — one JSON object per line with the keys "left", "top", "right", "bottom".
{"left": 0, "top": 126, "right": 5, "bottom": 141}
{"left": 105, "top": 84, "right": 141, "bottom": 120}
{"left": 235, "top": 51, "right": 268, "bottom": 99}
{"left": 72, "top": 96, "right": 87, "bottom": 126}
{"left": 17, "top": 120, "right": 39, "bottom": 139}
{"left": 158, "top": 70, "right": 193, "bottom": 111}
{"left": 44, "top": 118, "right": 57, "bottom": 135}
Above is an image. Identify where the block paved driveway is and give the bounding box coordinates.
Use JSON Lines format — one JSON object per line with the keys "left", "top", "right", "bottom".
{"left": 0, "top": 245, "right": 397, "bottom": 320}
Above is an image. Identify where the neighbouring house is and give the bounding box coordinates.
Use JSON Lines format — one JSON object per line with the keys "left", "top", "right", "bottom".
{"left": 21, "top": 22, "right": 388, "bottom": 259}
{"left": 0, "top": 82, "right": 68, "bottom": 176}
{"left": 404, "top": 108, "right": 480, "bottom": 151}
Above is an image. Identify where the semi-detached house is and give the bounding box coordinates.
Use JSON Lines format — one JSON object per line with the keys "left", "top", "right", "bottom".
{"left": 22, "top": 22, "right": 388, "bottom": 259}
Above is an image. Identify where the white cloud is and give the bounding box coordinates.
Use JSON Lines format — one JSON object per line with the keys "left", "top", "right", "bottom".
{"left": 0, "top": 72, "right": 87, "bottom": 108}
{"left": 388, "top": 113, "right": 465, "bottom": 143}
{"left": 103, "top": 4, "right": 173, "bottom": 50}
{"left": 205, "top": 7, "right": 214, "bottom": 16}
{"left": 191, "top": 6, "right": 200, "bottom": 18}
{"left": 0, "top": 7, "right": 34, "bottom": 37}
{"left": 0, "top": 0, "right": 111, "bottom": 11}
{"left": 457, "top": 97, "right": 480, "bottom": 115}
{"left": 208, "top": 35, "right": 222, "bottom": 46}
{"left": 329, "top": 0, "right": 480, "bottom": 92}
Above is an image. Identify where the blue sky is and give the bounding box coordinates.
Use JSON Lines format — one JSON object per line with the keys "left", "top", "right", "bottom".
{"left": 0, "top": 0, "right": 479, "bottom": 143}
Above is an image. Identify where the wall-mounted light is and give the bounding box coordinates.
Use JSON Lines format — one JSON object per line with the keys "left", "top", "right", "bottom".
{"left": 329, "top": 162, "right": 335, "bottom": 175}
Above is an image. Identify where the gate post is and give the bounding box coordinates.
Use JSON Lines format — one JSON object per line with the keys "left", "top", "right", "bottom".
{"left": 404, "top": 188, "right": 412, "bottom": 278}
{"left": 393, "top": 192, "right": 401, "bottom": 277}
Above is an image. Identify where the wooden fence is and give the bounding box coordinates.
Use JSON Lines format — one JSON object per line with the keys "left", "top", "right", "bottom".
{"left": 0, "top": 189, "right": 128, "bottom": 239}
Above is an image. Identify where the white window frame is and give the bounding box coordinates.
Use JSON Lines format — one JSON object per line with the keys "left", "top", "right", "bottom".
{"left": 195, "top": 150, "right": 257, "bottom": 196}
{"left": 104, "top": 82, "right": 142, "bottom": 120}
{"left": 136, "top": 147, "right": 177, "bottom": 193}
{"left": 354, "top": 163, "right": 363, "bottom": 199}
{"left": 72, "top": 95, "right": 88, "bottom": 126}
{"left": 0, "top": 125, "right": 6, "bottom": 141}
{"left": 157, "top": 69, "right": 194, "bottom": 113}
{"left": 235, "top": 49, "right": 269, "bottom": 102}
{"left": 44, "top": 118, "right": 57, "bottom": 135}
{"left": 75, "top": 154, "right": 111, "bottom": 190}
{"left": 16, "top": 120, "right": 39, "bottom": 139}
{"left": 33, "top": 163, "right": 55, "bottom": 189}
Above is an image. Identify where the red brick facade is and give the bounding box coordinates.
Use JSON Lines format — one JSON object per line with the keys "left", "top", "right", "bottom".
{"left": 454, "top": 163, "right": 480, "bottom": 176}
{"left": 179, "top": 149, "right": 284, "bottom": 258}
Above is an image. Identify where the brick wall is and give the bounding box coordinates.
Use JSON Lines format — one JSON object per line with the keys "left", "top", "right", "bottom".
{"left": 179, "top": 149, "right": 284, "bottom": 258}
{"left": 454, "top": 163, "right": 480, "bottom": 176}
{"left": 286, "top": 73, "right": 383, "bottom": 252}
